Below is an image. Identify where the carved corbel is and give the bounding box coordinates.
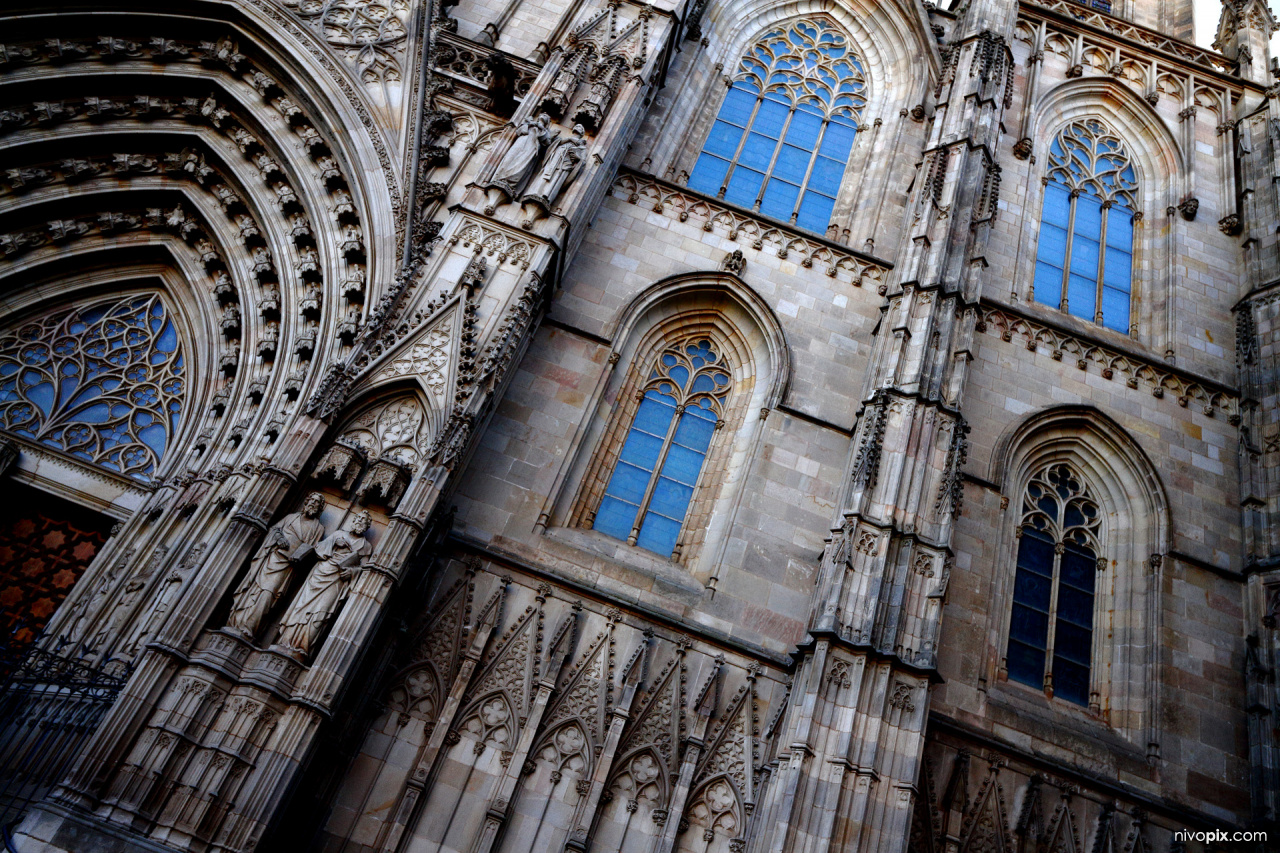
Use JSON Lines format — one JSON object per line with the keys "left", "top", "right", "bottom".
{"left": 357, "top": 456, "right": 413, "bottom": 510}
{"left": 314, "top": 437, "right": 367, "bottom": 492}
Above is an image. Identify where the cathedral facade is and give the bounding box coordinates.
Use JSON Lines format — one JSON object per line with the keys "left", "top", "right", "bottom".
{"left": 0, "top": 0, "right": 1276, "bottom": 850}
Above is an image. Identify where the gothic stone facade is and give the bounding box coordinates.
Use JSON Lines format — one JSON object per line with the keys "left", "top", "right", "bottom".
{"left": 0, "top": 0, "right": 1276, "bottom": 851}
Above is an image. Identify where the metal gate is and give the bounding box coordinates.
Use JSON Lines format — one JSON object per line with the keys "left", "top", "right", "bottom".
{"left": 0, "top": 631, "right": 131, "bottom": 835}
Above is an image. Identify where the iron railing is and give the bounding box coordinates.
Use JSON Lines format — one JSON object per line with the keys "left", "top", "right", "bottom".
{"left": 0, "top": 627, "right": 131, "bottom": 836}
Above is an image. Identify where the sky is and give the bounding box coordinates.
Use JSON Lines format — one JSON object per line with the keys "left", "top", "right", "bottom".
{"left": 1191, "top": 0, "right": 1280, "bottom": 59}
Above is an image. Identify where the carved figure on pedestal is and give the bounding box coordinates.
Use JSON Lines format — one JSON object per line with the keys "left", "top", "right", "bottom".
{"left": 520, "top": 124, "right": 588, "bottom": 229}
{"left": 483, "top": 113, "right": 552, "bottom": 214}
{"left": 65, "top": 553, "right": 129, "bottom": 647}
{"left": 132, "top": 543, "right": 207, "bottom": 653}
{"left": 89, "top": 577, "right": 145, "bottom": 656}
{"left": 274, "top": 510, "right": 372, "bottom": 658}
{"left": 225, "top": 492, "right": 327, "bottom": 638}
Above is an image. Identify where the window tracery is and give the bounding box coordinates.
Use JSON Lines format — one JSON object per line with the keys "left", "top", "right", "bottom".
{"left": 592, "top": 337, "right": 731, "bottom": 559}
{"left": 1032, "top": 119, "right": 1138, "bottom": 334}
{"left": 1006, "top": 463, "right": 1102, "bottom": 708}
{"left": 0, "top": 293, "right": 185, "bottom": 483}
{"left": 336, "top": 396, "right": 432, "bottom": 469}
{"left": 688, "top": 19, "right": 866, "bottom": 234}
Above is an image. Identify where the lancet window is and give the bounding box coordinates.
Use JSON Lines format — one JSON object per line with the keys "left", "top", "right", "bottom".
{"left": 593, "top": 337, "right": 731, "bottom": 558}
{"left": 0, "top": 293, "right": 185, "bottom": 483}
{"left": 1033, "top": 119, "right": 1138, "bottom": 334}
{"left": 687, "top": 19, "right": 866, "bottom": 234}
{"left": 1006, "top": 463, "right": 1103, "bottom": 707}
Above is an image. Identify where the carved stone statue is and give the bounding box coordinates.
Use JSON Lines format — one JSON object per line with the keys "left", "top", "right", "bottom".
{"left": 521, "top": 124, "right": 588, "bottom": 228}
{"left": 89, "top": 577, "right": 145, "bottom": 655}
{"left": 226, "top": 492, "right": 327, "bottom": 638}
{"left": 66, "top": 551, "right": 130, "bottom": 646}
{"left": 274, "top": 510, "right": 372, "bottom": 657}
{"left": 483, "top": 113, "right": 552, "bottom": 213}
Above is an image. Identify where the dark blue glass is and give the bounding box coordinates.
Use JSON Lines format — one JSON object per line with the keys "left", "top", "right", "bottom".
{"left": 724, "top": 167, "right": 764, "bottom": 208}
{"left": 796, "top": 192, "right": 835, "bottom": 233}
{"left": 688, "top": 154, "right": 730, "bottom": 196}
{"left": 1053, "top": 658, "right": 1090, "bottom": 705}
{"left": 761, "top": 179, "right": 800, "bottom": 221}
{"left": 1007, "top": 639, "right": 1046, "bottom": 689}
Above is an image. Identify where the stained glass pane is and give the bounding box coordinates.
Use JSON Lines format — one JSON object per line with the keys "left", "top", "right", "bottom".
{"left": 761, "top": 179, "right": 801, "bottom": 221}
{"left": 0, "top": 293, "right": 185, "bottom": 483}
{"left": 594, "top": 339, "right": 731, "bottom": 558}
{"left": 724, "top": 167, "right": 764, "bottom": 208}
{"left": 688, "top": 18, "right": 865, "bottom": 234}
{"left": 1007, "top": 464, "right": 1101, "bottom": 707}
{"left": 1041, "top": 120, "right": 1137, "bottom": 333}
{"left": 688, "top": 153, "right": 731, "bottom": 195}
{"left": 796, "top": 191, "right": 835, "bottom": 233}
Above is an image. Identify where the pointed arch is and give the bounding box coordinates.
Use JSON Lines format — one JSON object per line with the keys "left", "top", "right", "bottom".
{"left": 606, "top": 746, "right": 671, "bottom": 811}
{"left": 989, "top": 405, "right": 1169, "bottom": 749}
{"left": 550, "top": 273, "right": 789, "bottom": 582}
{"left": 1012, "top": 77, "right": 1183, "bottom": 344}
{"left": 456, "top": 690, "right": 519, "bottom": 752}
{"left": 685, "top": 18, "right": 868, "bottom": 234}
{"left": 678, "top": 774, "right": 745, "bottom": 851}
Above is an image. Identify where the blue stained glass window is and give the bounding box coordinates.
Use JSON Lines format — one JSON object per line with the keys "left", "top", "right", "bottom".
{"left": 687, "top": 19, "right": 866, "bottom": 234}
{"left": 0, "top": 293, "right": 185, "bottom": 482}
{"left": 593, "top": 339, "right": 732, "bottom": 559}
{"left": 1005, "top": 464, "right": 1101, "bottom": 708}
{"left": 1033, "top": 120, "right": 1138, "bottom": 333}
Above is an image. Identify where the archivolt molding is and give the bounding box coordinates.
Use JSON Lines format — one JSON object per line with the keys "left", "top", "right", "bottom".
{"left": 278, "top": 0, "right": 413, "bottom": 91}
{"left": 0, "top": 20, "right": 394, "bottom": 493}
{"left": 612, "top": 173, "right": 889, "bottom": 290}
{"left": 1028, "top": 79, "right": 1184, "bottom": 192}
{"left": 988, "top": 406, "right": 1169, "bottom": 747}
{"left": 976, "top": 305, "right": 1239, "bottom": 419}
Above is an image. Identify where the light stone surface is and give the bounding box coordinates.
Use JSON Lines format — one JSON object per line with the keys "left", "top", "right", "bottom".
{"left": 0, "top": 0, "right": 1275, "bottom": 850}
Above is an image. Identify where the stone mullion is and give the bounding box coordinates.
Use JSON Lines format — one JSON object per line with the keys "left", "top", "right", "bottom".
{"left": 564, "top": 675, "right": 641, "bottom": 852}
{"left": 377, "top": 607, "right": 500, "bottom": 853}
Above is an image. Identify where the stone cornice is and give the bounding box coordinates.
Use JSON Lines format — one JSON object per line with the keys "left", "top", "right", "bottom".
{"left": 1019, "top": 0, "right": 1253, "bottom": 89}
{"left": 612, "top": 170, "right": 893, "bottom": 287}
{"left": 977, "top": 299, "right": 1241, "bottom": 419}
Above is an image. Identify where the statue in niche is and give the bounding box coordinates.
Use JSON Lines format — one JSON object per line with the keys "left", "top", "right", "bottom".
{"left": 483, "top": 113, "right": 552, "bottom": 214}
{"left": 132, "top": 543, "right": 207, "bottom": 653}
{"left": 520, "top": 124, "right": 588, "bottom": 228}
{"left": 88, "top": 576, "right": 146, "bottom": 656}
{"left": 65, "top": 551, "right": 131, "bottom": 647}
{"left": 225, "top": 492, "right": 327, "bottom": 638}
{"left": 274, "top": 510, "right": 372, "bottom": 658}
